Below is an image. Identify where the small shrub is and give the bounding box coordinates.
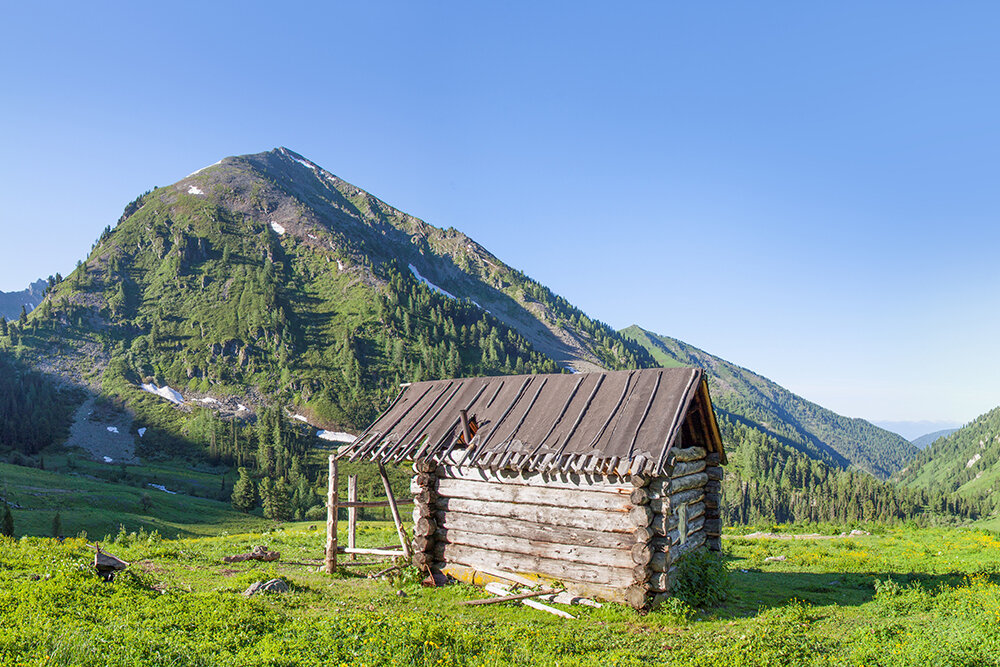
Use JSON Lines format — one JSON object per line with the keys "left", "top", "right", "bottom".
{"left": 669, "top": 549, "right": 731, "bottom": 608}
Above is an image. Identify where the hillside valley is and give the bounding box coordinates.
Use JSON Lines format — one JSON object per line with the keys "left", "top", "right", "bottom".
{"left": 0, "top": 147, "right": 985, "bottom": 538}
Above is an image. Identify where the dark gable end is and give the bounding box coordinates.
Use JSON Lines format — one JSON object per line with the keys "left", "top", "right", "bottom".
{"left": 340, "top": 367, "right": 726, "bottom": 475}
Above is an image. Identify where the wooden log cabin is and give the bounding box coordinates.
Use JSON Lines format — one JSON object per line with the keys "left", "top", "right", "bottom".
{"left": 338, "top": 367, "right": 727, "bottom": 609}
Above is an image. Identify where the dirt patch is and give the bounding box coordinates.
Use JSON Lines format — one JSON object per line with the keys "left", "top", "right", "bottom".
{"left": 65, "top": 396, "right": 139, "bottom": 464}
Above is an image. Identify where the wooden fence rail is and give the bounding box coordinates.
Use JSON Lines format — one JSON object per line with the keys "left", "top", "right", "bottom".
{"left": 324, "top": 455, "right": 414, "bottom": 573}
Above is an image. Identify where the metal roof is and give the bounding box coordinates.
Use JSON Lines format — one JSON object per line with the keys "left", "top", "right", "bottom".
{"left": 339, "top": 367, "right": 725, "bottom": 476}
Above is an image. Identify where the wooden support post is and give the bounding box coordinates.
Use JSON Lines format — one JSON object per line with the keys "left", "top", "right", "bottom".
{"left": 324, "top": 455, "right": 338, "bottom": 574}
{"left": 347, "top": 474, "right": 358, "bottom": 560}
{"left": 379, "top": 462, "right": 412, "bottom": 559}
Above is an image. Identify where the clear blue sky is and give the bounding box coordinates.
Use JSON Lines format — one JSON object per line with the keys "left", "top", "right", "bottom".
{"left": 2, "top": 2, "right": 998, "bottom": 429}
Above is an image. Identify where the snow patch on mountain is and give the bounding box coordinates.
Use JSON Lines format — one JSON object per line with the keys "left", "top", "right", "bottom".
{"left": 141, "top": 383, "right": 184, "bottom": 405}
{"left": 270, "top": 222, "right": 286, "bottom": 235}
{"left": 187, "top": 185, "right": 204, "bottom": 195}
{"left": 318, "top": 430, "right": 357, "bottom": 443}
{"left": 408, "top": 264, "right": 455, "bottom": 299}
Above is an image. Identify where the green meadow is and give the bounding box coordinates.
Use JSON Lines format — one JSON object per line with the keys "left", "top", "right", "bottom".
{"left": 2, "top": 523, "right": 1000, "bottom": 666}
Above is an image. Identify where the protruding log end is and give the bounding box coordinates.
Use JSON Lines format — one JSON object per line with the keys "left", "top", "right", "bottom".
{"left": 629, "top": 487, "right": 650, "bottom": 505}
{"left": 629, "top": 473, "right": 651, "bottom": 488}
{"left": 632, "top": 526, "right": 654, "bottom": 544}
{"left": 625, "top": 584, "right": 651, "bottom": 609}
{"left": 630, "top": 541, "right": 652, "bottom": 566}
{"left": 629, "top": 505, "right": 653, "bottom": 527}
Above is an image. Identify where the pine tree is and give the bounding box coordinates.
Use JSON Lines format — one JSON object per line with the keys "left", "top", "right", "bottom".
{"left": 18, "top": 305, "right": 27, "bottom": 327}
{"left": 231, "top": 467, "right": 256, "bottom": 513}
{"left": 1, "top": 503, "right": 12, "bottom": 537}
{"left": 262, "top": 477, "right": 292, "bottom": 521}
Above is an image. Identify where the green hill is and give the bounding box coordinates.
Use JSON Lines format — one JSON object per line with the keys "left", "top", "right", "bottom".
{"left": 895, "top": 407, "right": 1000, "bottom": 512}
{"left": 621, "top": 325, "right": 917, "bottom": 479}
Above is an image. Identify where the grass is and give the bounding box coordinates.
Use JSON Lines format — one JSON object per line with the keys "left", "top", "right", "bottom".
{"left": 0, "top": 461, "right": 270, "bottom": 539}
{"left": 3, "top": 524, "right": 1000, "bottom": 665}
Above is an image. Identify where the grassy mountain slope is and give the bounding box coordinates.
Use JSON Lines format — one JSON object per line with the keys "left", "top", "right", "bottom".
{"left": 621, "top": 325, "right": 917, "bottom": 479}
{"left": 896, "top": 407, "right": 1000, "bottom": 510}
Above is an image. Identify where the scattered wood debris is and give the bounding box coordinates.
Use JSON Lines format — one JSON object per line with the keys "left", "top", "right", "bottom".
{"left": 484, "top": 583, "right": 576, "bottom": 619}
{"left": 460, "top": 587, "right": 563, "bottom": 606}
{"left": 369, "top": 563, "right": 407, "bottom": 579}
{"left": 223, "top": 545, "right": 280, "bottom": 563}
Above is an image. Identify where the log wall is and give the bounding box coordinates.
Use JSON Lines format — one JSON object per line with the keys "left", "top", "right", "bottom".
{"left": 410, "top": 447, "right": 723, "bottom": 609}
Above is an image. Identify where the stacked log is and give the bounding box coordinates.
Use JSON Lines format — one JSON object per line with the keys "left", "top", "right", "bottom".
{"left": 704, "top": 452, "right": 723, "bottom": 552}
{"left": 413, "top": 450, "right": 717, "bottom": 609}
{"left": 410, "top": 460, "right": 438, "bottom": 570}
{"left": 638, "top": 446, "right": 711, "bottom": 600}
{"left": 426, "top": 464, "right": 637, "bottom": 605}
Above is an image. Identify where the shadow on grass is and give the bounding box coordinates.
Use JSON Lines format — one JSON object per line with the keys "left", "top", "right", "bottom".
{"left": 712, "top": 553, "right": 997, "bottom": 619}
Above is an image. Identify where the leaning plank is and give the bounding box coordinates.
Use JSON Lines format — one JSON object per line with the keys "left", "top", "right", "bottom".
{"left": 654, "top": 515, "right": 707, "bottom": 550}
{"left": 436, "top": 543, "right": 634, "bottom": 588}
{"left": 379, "top": 463, "right": 412, "bottom": 559}
{"left": 460, "top": 588, "right": 563, "bottom": 606}
{"left": 436, "top": 511, "right": 634, "bottom": 550}
{"left": 436, "top": 527, "right": 635, "bottom": 568}
{"left": 650, "top": 502, "right": 706, "bottom": 536}
{"left": 443, "top": 563, "right": 624, "bottom": 603}
{"left": 437, "top": 465, "right": 629, "bottom": 492}
{"left": 437, "top": 497, "right": 631, "bottom": 533}
{"left": 651, "top": 490, "right": 704, "bottom": 514}
{"left": 435, "top": 477, "right": 630, "bottom": 511}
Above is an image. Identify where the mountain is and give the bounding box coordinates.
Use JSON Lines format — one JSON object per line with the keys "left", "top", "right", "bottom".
{"left": 0, "top": 279, "right": 47, "bottom": 321}
{"left": 4, "top": 148, "right": 654, "bottom": 454}
{"left": 620, "top": 325, "right": 917, "bottom": 479}
{"left": 911, "top": 428, "right": 959, "bottom": 450}
{"left": 895, "top": 407, "right": 1000, "bottom": 510}
{"left": 873, "top": 420, "right": 961, "bottom": 441}
{"left": 0, "top": 147, "right": 975, "bottom": 530}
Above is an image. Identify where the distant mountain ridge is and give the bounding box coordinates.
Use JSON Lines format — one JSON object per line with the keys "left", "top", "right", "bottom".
{"left": 620, "top": 325, "right": 917, "bottom": 479}
{"left": 0, "top": 279, "right": 46, "bottom": 321}
{"left": 911, "top": 428, "right": 959, "bottom": 450}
